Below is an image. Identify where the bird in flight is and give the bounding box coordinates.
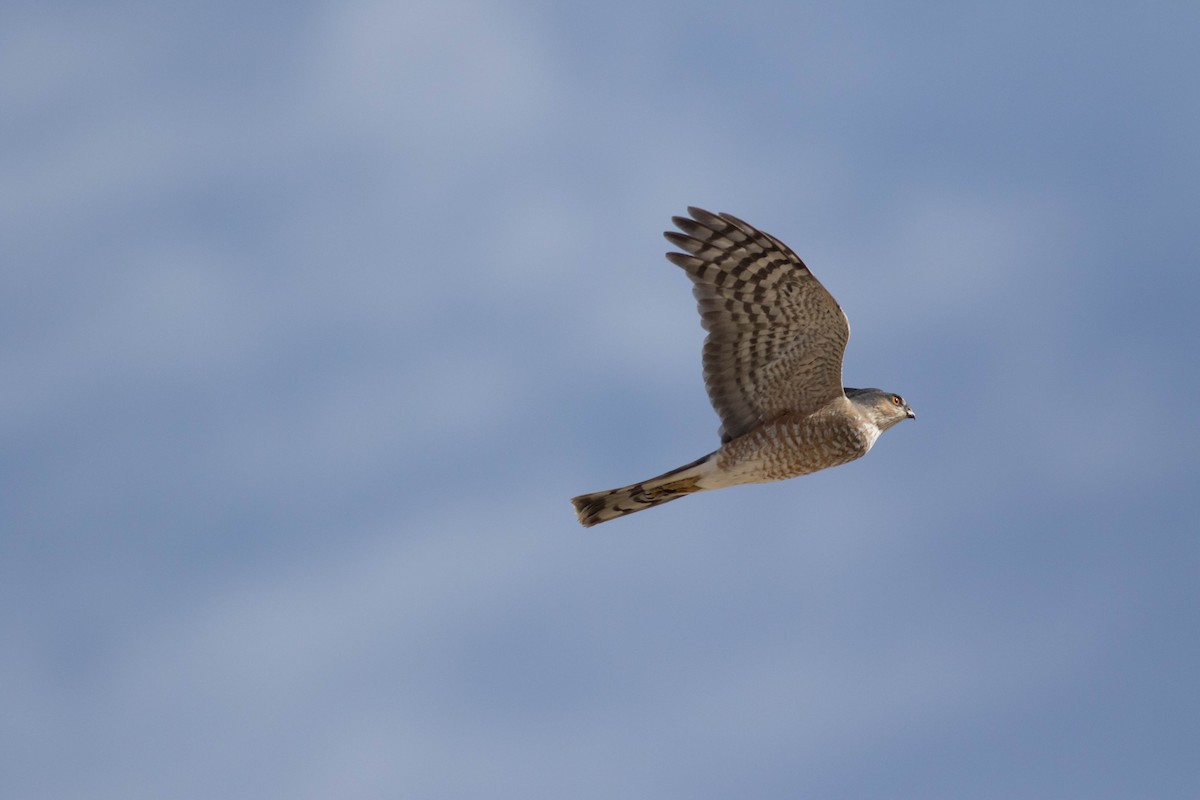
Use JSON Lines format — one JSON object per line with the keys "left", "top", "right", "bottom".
{"left": 572, "top": 207, "right": 914, "bottom": 527}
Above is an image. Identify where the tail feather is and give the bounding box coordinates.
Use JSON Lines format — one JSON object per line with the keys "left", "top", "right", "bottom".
{"left": 571, "top": 453, "right": 714, "bottom": 527}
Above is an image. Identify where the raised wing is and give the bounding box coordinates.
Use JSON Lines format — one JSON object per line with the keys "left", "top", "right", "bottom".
{"left": 665, "top": 207, "right": 850, "bottom": 442}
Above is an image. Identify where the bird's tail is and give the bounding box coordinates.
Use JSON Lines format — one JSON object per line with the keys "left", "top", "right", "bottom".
{"left": 571, "top": 452, "right": 715, "bottom": 527}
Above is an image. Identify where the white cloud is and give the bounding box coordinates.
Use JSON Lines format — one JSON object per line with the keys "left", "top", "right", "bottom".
{"left": 310, "top": 0, "right": 559, "bottom": 167}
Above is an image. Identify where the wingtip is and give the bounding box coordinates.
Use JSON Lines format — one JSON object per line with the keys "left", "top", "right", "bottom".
{"left": 664, "top": 251, "right": 702, "bottom": 269}
{"left": 686, "top": 206, "right": 720, "bottom": 224}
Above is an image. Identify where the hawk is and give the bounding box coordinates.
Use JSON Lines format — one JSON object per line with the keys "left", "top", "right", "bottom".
{"left": 572, "top": 207, "right": 915, "bottom": 527}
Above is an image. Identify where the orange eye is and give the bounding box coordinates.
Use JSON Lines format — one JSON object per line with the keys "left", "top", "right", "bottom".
{"left": 891, "top": 395, "right": 902, "bottom": 405}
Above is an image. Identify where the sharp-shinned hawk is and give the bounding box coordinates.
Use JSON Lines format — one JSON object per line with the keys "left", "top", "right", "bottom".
{"left": 572, "top": 207, "right": 915, "bottom": 527}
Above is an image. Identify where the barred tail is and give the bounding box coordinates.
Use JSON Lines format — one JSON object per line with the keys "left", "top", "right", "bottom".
{"left": 571, "top": 453, "right": 715, "bottom": 527}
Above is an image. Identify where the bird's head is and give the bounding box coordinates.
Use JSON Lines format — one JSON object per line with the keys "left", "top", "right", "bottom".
{"left": 845, "top": 387, "right": 915, "bottom": 431}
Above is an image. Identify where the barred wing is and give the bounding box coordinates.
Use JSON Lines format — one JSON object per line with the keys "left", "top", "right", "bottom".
{"left": 665, "top": 207, "right": 850, "bottom": 442}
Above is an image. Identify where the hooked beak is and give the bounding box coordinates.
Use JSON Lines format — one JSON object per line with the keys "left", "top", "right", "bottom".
{"left": 905, "top": 406, "right": 916, "bottom": 420}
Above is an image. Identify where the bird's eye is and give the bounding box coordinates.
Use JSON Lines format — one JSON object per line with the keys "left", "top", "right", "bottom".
{"left": 891, "top": 395, "right": 902, "bottom": 406}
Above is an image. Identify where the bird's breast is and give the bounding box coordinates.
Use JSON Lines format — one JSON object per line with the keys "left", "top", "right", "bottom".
{"left": 711, "top": 412, "right": 874, "bottom": 486}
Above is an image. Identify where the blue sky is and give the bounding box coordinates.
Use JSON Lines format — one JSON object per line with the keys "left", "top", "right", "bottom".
{"left": 3, "top": 1, "right": 1198, "bottom": 797}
